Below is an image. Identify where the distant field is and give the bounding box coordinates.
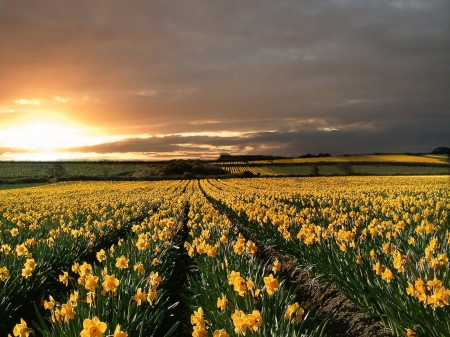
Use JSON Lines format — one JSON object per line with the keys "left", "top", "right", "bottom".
{"left": 0, "top": 162, "right": 150, "bottom": 179}
{"left": 221, "top": 164, "right": 450, "bottom": 176}
{"left": 0, "top": 183, "right": 51, "bottom": 190}
{"left": 0, "top": 154, "right": 449, "bottom": 180}
{"left": 216, "top": 154, "right": 450, "bottom": 177}
{"left": 241, "top": 154, "right": 448, "bottom": 165}
{"left": 424, "top": 154, "right": 450, "bottom": 163}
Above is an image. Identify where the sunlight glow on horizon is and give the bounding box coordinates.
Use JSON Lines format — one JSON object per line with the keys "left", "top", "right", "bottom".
{"left": 0, "top": 113, "right": 265, "bottom": 161}
{"left": 0, "top": 150, "right": 228, "bottom": 161}
{"left": 0, "top": 151, "right": 155, "bottom": 161}
{"left": 0, "top": 119, "right": 131, "bottom": 153}
{"left": 0, "top": 121, "right": 86, "bottom": 151}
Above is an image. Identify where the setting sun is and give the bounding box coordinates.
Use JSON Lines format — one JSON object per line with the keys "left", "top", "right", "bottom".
{"left": 0, "top": 115, "right": 138, "bottom": 161}
{"left": 0, "top": 121, "right": 86, "bottom": 151}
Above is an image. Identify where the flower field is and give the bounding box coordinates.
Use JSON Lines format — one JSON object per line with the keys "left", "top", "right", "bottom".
{"left": 220, "top": 164, "right": 450, "bottom": 176}
{"left": 0, "top": 176, "right": 449, "bottom": 337}
{"left": 237, "top": 154, "right": 448, "bottom": 165}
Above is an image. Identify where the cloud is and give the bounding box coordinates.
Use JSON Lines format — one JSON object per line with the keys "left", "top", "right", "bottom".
{"left": 14, "top": 99, "right": 41, "bottom": 105}
{"left": 64, "top": 115, "right": 450, "bottom": 158}
{"left": 0, "top": 108, "right": 21, "bottom": 114}
{"left": 54, "top": 96, "right": 67, "bottom": 103}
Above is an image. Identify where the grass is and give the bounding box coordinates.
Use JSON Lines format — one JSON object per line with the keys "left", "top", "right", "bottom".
{"left": 424, "top": 155, "right": 450, "bottom": 164}
{"left": 0, "top": 162, "right": 151, "bottom": 179}
{"left": 0, "top": 183, "right": 51, "bottom": 190}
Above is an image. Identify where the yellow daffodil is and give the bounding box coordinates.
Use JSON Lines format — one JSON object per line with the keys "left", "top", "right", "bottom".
{"left": 70, "top": 291, "right": 79, "bottom": 305}
{"left": 80, "top": 317, "right": 107, "bottom": 337}
{"left": 13, "top": 319, "right": 33, "bottom": 337}
{"left": 84, "top": 275, "right": 99, "bottom": 292}
{"left": 21, "top": 267, "right": 33, "bottom": 279}
{"left": 263, "top": 274, "right": 279, "bottom": 295}
{"left": 115, "top": 255, "right": 129, "bottom": 269}
{"left": 217, "top": 295, "right": 227, "bottom": 311}
{"left": 406, "top": 328, "right": 417, "bottom": 337}
{"left": 190, "top": 307, "right": 204, "bottom": 325}
{"left": 96, "top": 249, "right": 106, "bottom": 262}
{"left": 24, "top": 259, "right": 36, "bottom": 271}
{"left": 133, "top": 263, "right": 145, "bottom": 275}
{"left": 270, "top": 259, "right": 281, "bottom": 274}
{"left": 381, "top": 268, "right": 394, "bottom": 283}
{"left": 0, "top": 266, "right": 9, "bottom": 281}
{"left": 133, "top": 288, "right": 146, "bottom": 306}
{"left": 16, "top": 244, "right": 28, "bottom": 257}
{"left": 102, "top": 274, "right": 120, "bottom": 294}
{"left": 44, "top": 295, "right": 56, "bottom": 310}
{"left": 213, "top": 329, "right": 229, "bottom": 337}
{"left": 113, "top": 324, "right": 128, "bottom": 337}
{"left": 79, "top": 262, "right": 93, "bottom": 277}
{"left": 147, "top": 290, "right": 157, "bottom": 305}
{"left": 61, "top": 301, "right": 76, "bottom": 321}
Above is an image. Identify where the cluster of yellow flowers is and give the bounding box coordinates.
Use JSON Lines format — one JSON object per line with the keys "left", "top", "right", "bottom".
{"left": 133, "top": 271, "right": 162, "bottom": 306}
{"left": 191, "top": 307, "right": 237, "bottom": 337}
{"left": 43, "top": 293, "right": 76, "bottom": 323}
{"left": 2, "top": 180, "right": 194, "bottom": 336}
{"left": 233, "top": 233, "right": 258, "bottom": 257}
{"left": 227, "top": 271, "right": 260, "bottom": 298}
{"left": 223, "top": 268, "right": 280, "bottom": 299}
{"left": 8, "top": 317, "right": 128, "bottom": 337}
{"left": 3, "top": 176, "right": 448, "bottom": 335}
{"left": 43, "top": 185, "right": 181, "bottom": 329}
{"left": 200, "top": 176, "right": 450, "bottom": 313}
{"left": 406, "top": 278, "right": 450, "bottom": 308}
{"left": 190, "top": 307, "right": 208, "bottom": 337}
{"left": 214, "top": 154, "right": 445, "bottom": 169}
{"left": 185, "top": 182, "right": 316, "bottom": 336}
{"left": 285, "top": 302, "right": 305, "bottom": 323}
{"left": 79, "top": 317, "right": 127, "bottom": 337}
{"left": 0, "top": 180, "right": 187, "bottom": 305}
{"left": 230, "top": 309, "right": 262, "bottom": 335}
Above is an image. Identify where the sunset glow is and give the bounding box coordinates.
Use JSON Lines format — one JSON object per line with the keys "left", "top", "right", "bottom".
{"left": 0, "top": 1, "right": 448, "bottom": 160}
{"left": 0, "top": 117, "right": 133, "bottom": 160}
{"left": 0, "top": 121, "right": 89, "bottom": 151}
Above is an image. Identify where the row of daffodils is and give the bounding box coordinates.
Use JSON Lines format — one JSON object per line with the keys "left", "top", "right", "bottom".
{"left": 0, "top": 180, "right": 190, "bottom": 337}
{"left": 200, "top": 176, "right": 450, "bottom": 337}
{"left": 183, "top": 181, "right": 327, "bottom": 337}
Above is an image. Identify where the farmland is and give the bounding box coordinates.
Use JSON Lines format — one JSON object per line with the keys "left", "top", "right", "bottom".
{"left": 0, "top": 162, "right": 152, "bottom": 179}
{"left": 0, "top": 176, "right": 449, "bottom": 337}
{"left": 214, "top": 154, "right": 450, "bottom": 177}
{"left": 0, "top": 154, "right": 449, "bottom": 182}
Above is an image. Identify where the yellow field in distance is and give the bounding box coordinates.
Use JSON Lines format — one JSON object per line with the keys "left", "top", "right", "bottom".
{"left": 246, "top": 154, "right": 447, "bottom": 165}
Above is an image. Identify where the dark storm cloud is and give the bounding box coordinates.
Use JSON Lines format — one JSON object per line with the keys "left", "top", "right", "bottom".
{"left": 0, "top": 0, "right": 449, "bottom": 156}
{"left": 69, "top": 113, "right": 450, "bottom": 157}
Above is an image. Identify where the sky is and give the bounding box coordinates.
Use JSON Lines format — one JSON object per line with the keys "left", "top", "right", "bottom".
{"left": 0, "top": 0, "right": 449, "bottom": 161}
